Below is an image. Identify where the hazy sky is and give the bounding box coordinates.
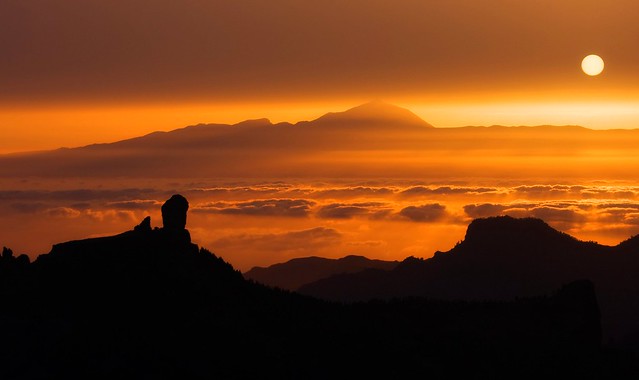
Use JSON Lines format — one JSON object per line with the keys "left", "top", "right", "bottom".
{"left": 2, "top": 0, "right": 639, "bottom": 151}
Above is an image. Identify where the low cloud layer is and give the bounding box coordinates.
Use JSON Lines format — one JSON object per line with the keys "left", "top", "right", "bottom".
{"left": 4, "top": 181, "right": 639, "bottom": 271}
{"left": 316, "top": 202, "right": 392, "bottom": 219}
{"left": 107, "top": 200, "right": 160, "bottom": 210}
{"left": 464, "top": 200, "right": 639, "bottom": 231}
{"left": 0, "top": 189, "right": 158, "bottom": 202}
{"left": 212, "top": 227, "right": 342, "bottom": 253}
{"left": 398, "top": 204, "right": 447, "bottom": 222}
{"left": 400, "top": 186, "right": 499, "bottom": 197}
{"left": 194, "top": 199, "right": 315, "bottom": 217}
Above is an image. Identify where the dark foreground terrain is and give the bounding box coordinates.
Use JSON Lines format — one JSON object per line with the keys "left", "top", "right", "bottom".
{"left": 1, "top": 196, "right": 637, "bottom": 378}
{"left": 299, "top": 216, "right": 639, "bottom": 350}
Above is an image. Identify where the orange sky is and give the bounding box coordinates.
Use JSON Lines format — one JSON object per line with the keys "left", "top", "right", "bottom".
{"left": 3, "top": 1, "right": 639, "bottom": 270}
{"left": 2, "top": 0, "right": 639, "bottom": 153}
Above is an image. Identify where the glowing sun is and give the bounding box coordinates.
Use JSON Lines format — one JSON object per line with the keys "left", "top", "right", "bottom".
{"left": 581, "top": 54, "right": 604, "bottom": 76}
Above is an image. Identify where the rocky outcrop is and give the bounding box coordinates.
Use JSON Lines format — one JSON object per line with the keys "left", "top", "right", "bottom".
{"left": 1, "top": 246, "right": 30, "bottom": 267}
{"left": 41, "top": 194, "right": 197, "bottom": 266}
{"left": 161, "top": 194, "right": 189, "bottom": 231}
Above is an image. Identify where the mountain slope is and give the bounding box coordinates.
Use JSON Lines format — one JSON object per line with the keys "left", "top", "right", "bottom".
{"left": 0, "top": 101, "right": 436, "bottom": 178}
{"left": 299, "top": 216, "right": 639, "bottom": 345}
{"left": 307, "top": 100, "right": 434, "bottom": 128}
{"left": 244, "top": 255, "right": 399, "bottom": 291}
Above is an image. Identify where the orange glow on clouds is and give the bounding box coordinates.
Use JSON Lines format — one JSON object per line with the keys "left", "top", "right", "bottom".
{"left": 2, "top": 178, "right": 639, "bottom": 271}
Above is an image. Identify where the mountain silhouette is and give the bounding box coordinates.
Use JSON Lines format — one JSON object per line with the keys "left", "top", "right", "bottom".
{"left": 2, "top": 197, "right": 634, "bottom": 378}
{"left": 299, "top": 216, "right": 639, "bottom": 346}
{"left": 244, "top": 255, "right": 399, "bottom": 291}
{"left": 3, "top": 101, "right": 638, "bottom": 179}
{"left": 306, "top": 100, "right": 434, "bottom": 128}
{"left": 0, "top": 101, "right": 436, "bottom": 178}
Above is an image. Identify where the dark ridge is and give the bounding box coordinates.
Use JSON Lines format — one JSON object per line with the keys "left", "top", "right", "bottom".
{"left": 299, "top": 216, "right": 639, "bottom": 350}
{"left": 457, "top": 216, "right": 605, "bottom": 259}
{"left": 244, "top": 254, "right": 399, "bottom": 291}
{"left": 616, "top": 233, "right": 639, "bottom": 253}
{"left": 2, "top": 199, "right": 634, "bottom": 377}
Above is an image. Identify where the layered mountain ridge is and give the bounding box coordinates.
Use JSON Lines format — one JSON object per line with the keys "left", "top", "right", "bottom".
{"left": 298, "top": 216, "right": 639, "bottom": 345}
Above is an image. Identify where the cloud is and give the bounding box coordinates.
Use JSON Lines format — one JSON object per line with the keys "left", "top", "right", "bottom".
{"left": 598, "top": 210, "right": 639, "bottom": 226}
{"left": 193, "top": 199, "right": 315, "bottom": 217}
{"left": 4, "top": 198, "right": 148, "bottom": 224}
{"left": 190, "top": 185, "right": 291, "bottom": 198}
{"left": 398, "top": 204, "right": 447, "bottom": 222}
{"left": 106, "top": 200, "right": 160, "bottom": 210}
{"left": 462, "top": 201, "right": 615, "bottom": 230}
{"left": 84, "top": 209, "right": 139, "bottom": 223}
{"left": 46, "top": 207, "right": 82, "bottom": 218}
{"left": 465, "top": 201, "right": 639, "bottom": 222}
{"left": 512, "top": 185, "right": 585, "bottom": 196}
{"left": 0, "top": 189, "right": 158, "bottom": 202}
{"left": 593, "top": 202, "right": 639, "bottom": 225}
{"left": 310, "top": 187, "right": 396, "bottom": 199}
{"left": 400, "top": 186, "right": 498, "bottom": 197}
{"left": 211, "top": 227, "right": 342, "bottom": 253}
{"left": 464, "top": 202, "right": 587, "bottom": 219}
{"left": 512, "top": 185, "right": 639, "bottom": 200}
{"left": 9, "top": 202, "right": 48, "bottom": 213}
{"left": 516, "top": 206, "right": 587, "bottom": 224}
{"left": 190, "top": 185, "right": 397, "bottom": 200}
{"left": 622, "top": 213, "right": 639, "bottom": 226}
{"left": 579, "top": 188, "right": 638, "bottom": 199}
{"left": 69, "top": 202, "right": 92, "bottom": 210}
{"left": 316, "top": 202, "right": 393, "bottom": 219}
{"left": 463, "top": 203, "right": 509, "bottom": 219}
{"left": 595, "top": 202, "right": 639, "bottom": 210}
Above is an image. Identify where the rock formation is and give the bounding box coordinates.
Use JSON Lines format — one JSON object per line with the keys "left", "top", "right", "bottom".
{"left": 161, "top": 194, "right": 189, "bottom": 231}
{"left": 134, "top": 216, "right": 152, "bottom": 232}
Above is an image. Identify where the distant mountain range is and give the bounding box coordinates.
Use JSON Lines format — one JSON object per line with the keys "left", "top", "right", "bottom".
{"left": 2, "top": 196, "right": 630, "bottom": 377}
{"left": 244, "top": 255, "right": 399, "bottom": 291}
{"left": 2, "top": 101, "right": 638, "bottom": 179}
{"left": 298, "top": 216, "right": 639, "bottom": 346}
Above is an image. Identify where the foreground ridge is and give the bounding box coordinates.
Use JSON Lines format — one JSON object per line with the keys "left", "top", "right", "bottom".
{"left": 299, "top": 216, "right": 639, "bottom": 348}
{"left": 0, "top": 198, "right": 636, "bottom": 378}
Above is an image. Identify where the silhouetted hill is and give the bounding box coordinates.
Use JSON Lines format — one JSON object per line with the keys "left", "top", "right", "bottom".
{"left": 5, "top": 102, "right": 639, "bottom": 179}
{"left": 2, "top": 198, "right": 634, "bottom": 378}
{"left": 299, "top": 216, "right": 639, "bottom": 346}
{"left": 307, "top": 100, "right": 434, "bottom": 128}
{"left": 244, "top": 255, "right": 399, "bottom": 291}
{"left": 0, "top": 102, "right": 437, "bottom": 178}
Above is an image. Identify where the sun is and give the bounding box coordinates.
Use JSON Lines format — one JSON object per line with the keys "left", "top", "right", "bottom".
{"left": 581, "top": 54, "right": 604, "bottom": 76}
